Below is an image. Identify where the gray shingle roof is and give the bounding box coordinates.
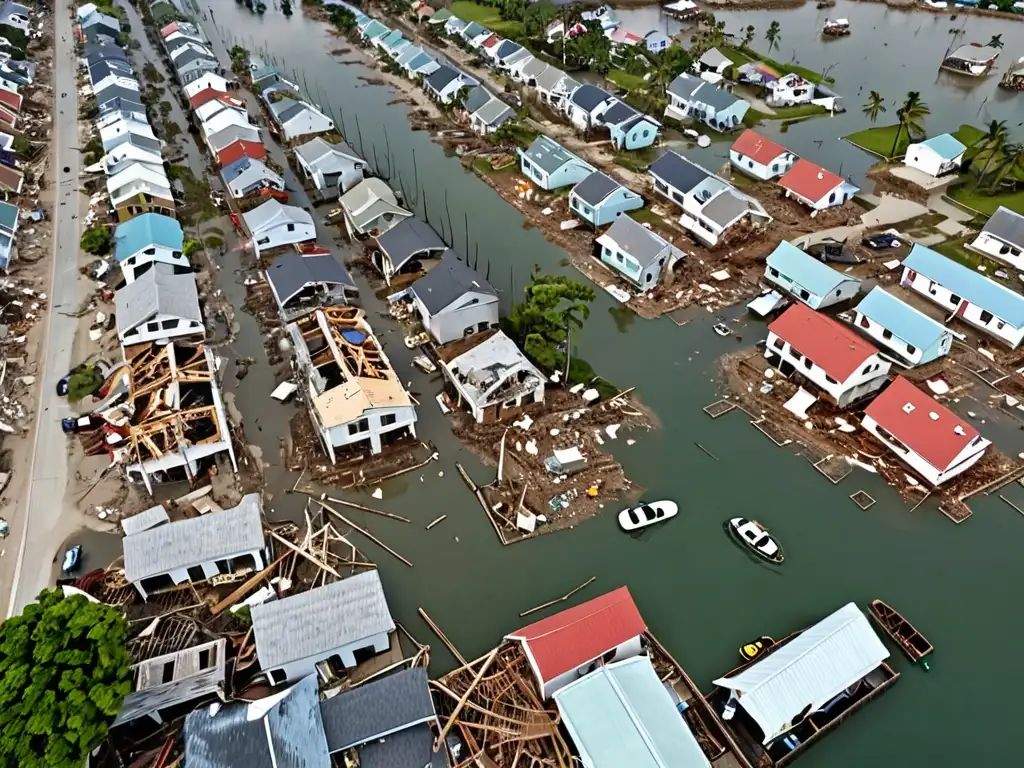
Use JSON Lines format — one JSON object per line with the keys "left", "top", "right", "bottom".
{"left": 600, "top": 215, "right": 670, "bottom": 270}
{"left": 649, "top": 151, "right": 709, "bottom": 194}
{"left": 982, "top": 206, "right": 1024, "bottom": 248}
{"left": 570, "top": 84, "right": 612, "bottom": 113}
{"left": 375, "top": 218, "right": 447, "bottom": 271}
{"left": 123, "top": 494, "right": 265, "bottom": 583}
{"left": 701, "top": 190, "right": 757, "bottom": 227}
{"left": 599, "top": 101, "right": 638, "bottom": 127}
{"left": 495, "top": 40, "right": 521, "bottom": 60}
{"left": 426, "top": 64, "right": 459, "bottom": 93}
{"left": 120, "top": 504, "right": 170, "bottom": 536}
{"left": 693, "top": 82, "right": 743, "bottom": 112}
{"left": 667, "top": 72, "right": 701, "bottom": 100}
{"left": 184, "top": 676, "right": 330, "bottom": 768}
{"left": 410, "top": 250, "right": 496, "bottom": 314}
{"left": 277, "top": 101, "right": 308, "bottom": 124}
{"left": 96, "top": 84, "right": 141, "bottom": 108}
{"left": 699, "top": 47, "right": 732, "bottom": 70}
{"left": 294, "top": 137, "right": 362, "bottom": 170}
{"left": 251, "top": 571, "right": 395, "bottom": 671}
{"left": 266, "top": 252, "right": 355, "bottom": 306}
{"left": 572, "top": 171, "right": 621, "bottom": 207}
{"left": 521, "top": 135, "right": 589, "bottom": 176}
{"left": 463, "top": 85, "right": 491, "bottom": 115}
{"left": 115, "top": 263, "right": 202, "bottom": 336}
{"left": 243, "top": 199, "right": 313, "bottom": 234}
{"left": 319, "top": 668, "right": 435, "bottom": 753}
{"left": 354, "top": 723, "right": 437, "bottom": 768}
{"left": 534, "top": 65, "right": 566, "bottom": 93}
{"left": 475, "top": 98, "right": 514, "bottom": 126}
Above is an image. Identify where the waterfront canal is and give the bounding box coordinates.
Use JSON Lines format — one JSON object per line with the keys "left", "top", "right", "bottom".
{"left": 133, "top": 2, "right": 1024, "bottom": 764}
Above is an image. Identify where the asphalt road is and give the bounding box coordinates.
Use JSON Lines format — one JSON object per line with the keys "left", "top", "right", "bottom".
{"left": 4, "top": 9, "right": 85, "bottom": 616}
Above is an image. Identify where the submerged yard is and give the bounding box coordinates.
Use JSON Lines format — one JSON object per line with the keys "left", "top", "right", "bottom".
{"left": 845, "top": 124, "right": 913, "bottom": 160}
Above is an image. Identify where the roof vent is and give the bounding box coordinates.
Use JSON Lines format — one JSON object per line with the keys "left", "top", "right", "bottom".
{"left": 816, "top": 172, "right": 824, "bottom": 180}
{"left": 902, "top": 403, "right": 915, "bottom": 414}
{"left": 954, "top": 425, "right": 966, "bottom": 436}
{"left": 928, "top": 412, "right": 940, "bottom": 421}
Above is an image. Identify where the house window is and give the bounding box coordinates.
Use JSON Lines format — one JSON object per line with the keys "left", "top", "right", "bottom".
{"left": 642, "top": 129, "right": 650, "bottom": 138}
{"left": 862, "top": 364, "right": 872, "bottom": 374}
{"left": 748, "top": 160, "right": 754, "bottom": 169}
{"left": 859, "top": 315, "right": 870, "bottom": 329}
{"left": 791, "top": 349, "right": 803, "bottom": 361}
{"left": 876, "top": 425, "right": 908, "bottom": 453}
{"left": 906, "top": 343, "right": 917, "bottom": 355}
{"left": 347, "top": 418, "right": 369, "bottom": 435}
{"left": 825, "top": 375, "right": 838, "bottom": 384}
{"left": 671, "top": 191, "right": 684, "bottom": 204}
{"left": 162, "top": 319, "right": 180, "bottom": 330}
{"left": 147, "top": 321, "right": 160, "bottom": 332}
{"left": 829, "top": 192, "right": 836, "bottom": 204}
{"left": 997, "top": 320, "right": 1005, "bottom": 330}
{"left": 772, "top": 336, "right": 784, "bottom": 350}
{"left": 772, "top": 163, "right": 779, "bottom": 172}
{"left": 803, "top": 358, "right": 812, "bottom": 370}
{"left": 881, "top": 328, "right": 892, "bottom": 340}
{"left": 799, "top": 289, "right": 810, "bottom": 300}
{"left": 949, "top": 293, "right": 961, "bottom": 306}
{"left": 144, "top": 247, "right": 155, "bottom": 255}
{"left": 582, "top": 204, "right": 591, "bottom": 215}
{"left": 654, "top": 179, "right": 668, "bottom": 194}
{"left": 380, "top": 413, "right": 397, "bottom": 427}
{"left": 980, "top": 310, "right": 993, "bottom": 324}
{"left": 646, "top": 272, "right": 654, "bottom": 283}
{"left": 615, "top": 252, "right": 624, "bottom": 263}
{"left": 769, "top": 267, "right": 779, "bottom": 278}
{"left": 287, "top": 223, "right": 295, "bottom": 232}
{"left": 602, "top": 246, "right": 612, "bottom": 258}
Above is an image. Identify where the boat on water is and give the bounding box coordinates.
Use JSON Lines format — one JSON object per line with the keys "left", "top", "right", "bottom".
{"left": 739, "top": 635, "right": 775, "bottom": 661}
{"left": 412, "top": 355, "right": 437, "bottom": 374}
{"left": 869, "top": 599, "right": 934, "bottom": 667}
{"left": 822, "top": 18, "right": 851, "bottom": 37}
{"left": 726, "top": 517, "right": 784, "bottom": 563}
{"left": 618, "top": 500, "right": 678, "bottom": 531}
{"left": 713, "top": 322, "right": 732, "bottom": 337}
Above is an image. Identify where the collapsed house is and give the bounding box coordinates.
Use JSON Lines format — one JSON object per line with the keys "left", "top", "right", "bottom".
{"left": 288, "top": 307, "right": 417, "bottom": 459}
{"left": 80, "top": 342, "right": 237, "bottom": 493}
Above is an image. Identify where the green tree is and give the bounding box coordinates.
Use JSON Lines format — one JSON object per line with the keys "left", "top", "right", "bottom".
{"left": 328, "top": 7, "right": 357, "bottom": 33}
{"left": 889, "top": 91, "right": 929, "bottom": 158}
{"left": 560, "top": 21, "right": 612, "bottom": 74}
{"left": 80, "top": 226, "right": 112, "bottom": 255}
{"left": 0, "top": 590, "right": 132, "bottom": 767}
{"left": 987, "top": 141, "right": 1023, "bottom": 191}
{"left": 975, "top": 119, "right": 1009, "bottom": 184}
{"left": 229, "top": 45, "right": 249, "bottom": 65}
{"left": 524, "top": 0, "right": 558, "bottom": 39}
{"left": 987, "top": 34, "right": 1004, "bottom": 49}
{"left": 183, "top": 238, "right": 201, "bottom": 258}
{"left": 765, "top": 20, "right": 781, "bottom": 55}
{"left": 282, "top": 0, "right": 293, "bottom": 16}
{"left": 67, "top": 365, "right": 104, "bottom": 403}
{"left": 647, "top": 46, "right": 693, "bottom": 98}
{"left": 507, "top": 272, "right": 595, "bottom": 379}
{"left": 861, "top": 91, "right": 886, "bottom": 123}
{"left": 743, "top": 24, "right": 756, "bottom": 49}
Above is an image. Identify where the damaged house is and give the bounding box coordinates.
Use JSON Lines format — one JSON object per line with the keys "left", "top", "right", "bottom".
{"left": 265, "top": 250, "right": 356, "bottom": 321}
{"left": 122, "top": 495, "right": 266, "bottom": 600}
{"left": 439, "top": 330, "right": 545, "bottom": 423}
{"left": 403, "top": 250, "right": 499, "bottom": 344}
{"left": 289, "top": 306, "right": 417, "bottom": 460}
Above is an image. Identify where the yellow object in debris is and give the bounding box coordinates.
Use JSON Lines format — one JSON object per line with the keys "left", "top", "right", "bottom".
{"left": 587, "top": 487, "right": 598, "bottom": 497}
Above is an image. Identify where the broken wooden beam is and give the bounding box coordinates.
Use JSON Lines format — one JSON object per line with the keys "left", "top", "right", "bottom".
{"left": 315, "top": 500, "right": 414, "bottom": 567}
{"left": 519, "top": 576, "right": 597, "bottom": 618}
{"left": 291, "top": 488, "right": 410, "bottom": 523}
{"left": 426, "top": 514, "right": 447, "bottom": 530}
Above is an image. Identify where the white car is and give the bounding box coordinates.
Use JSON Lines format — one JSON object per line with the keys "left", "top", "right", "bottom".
{"left": 618, "top": 501, "right": 678, "bottom": 531}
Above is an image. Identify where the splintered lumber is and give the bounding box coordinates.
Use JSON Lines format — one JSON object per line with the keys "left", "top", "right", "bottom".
{"left": 418, "top": 607, "right": 468, "bottom": 666}
{"left": 291, "top": 489, "right": 411, "bottom": 523}
{"left": 519, "top": 576, "right": 597, "bottom": 618}
{"left": 426, "top": 515, "right": 447, "bottom": 530}
{"left": 210, "top": 552, "right": 289, "bottom": 616}
{"left": 435, "top": 648, "right": 501, "bottom": 752}
{"left": 268, "top": 530, "right": 341, "bottom": 578}
{"left": 316, "top": 500, "right": 414, "bottom": 567}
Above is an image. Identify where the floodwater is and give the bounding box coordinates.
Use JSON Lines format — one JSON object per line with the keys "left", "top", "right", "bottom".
{"left": 614, "top": 0, "right": 1024, "bottom": 183}
{"left": 95, "top": 2, "right": 1024, "bottom": 764}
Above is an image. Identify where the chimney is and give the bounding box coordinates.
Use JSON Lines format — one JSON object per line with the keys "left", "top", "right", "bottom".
{"left": 928, "top": 412, "right": 940, "bottom": 421}
{"left": 816, "top": 172, "right": 824, "bottom": 180}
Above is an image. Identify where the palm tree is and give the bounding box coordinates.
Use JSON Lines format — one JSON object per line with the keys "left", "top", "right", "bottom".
{"left": 889, "top": 91, "right": 929, "bottom": 158}
{"left": 976, "top": 119, "right": 1009, "bottom": 184}
{"left": 987, "top": 34, "right": 1004, "bottom": 49}
{"left": 765, "top": 21, "right": 781, "bottom": 55}
{"left": 861, "top": 91, "right": 886, "bottom": 123}
{"left": 988, "top": 142, "right": 1024, "bottom": 191}
{"left": 648, "top": 47, "right": 692, "bottom": 97}
{"left": 743, "top": 25, "right": 756, "bottom": 49}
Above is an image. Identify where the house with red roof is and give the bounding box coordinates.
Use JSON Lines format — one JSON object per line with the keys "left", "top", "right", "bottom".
{"left": 189, "top": 87, "right": 225, "bottom": 110}
{"left": 766, "top": 302, "right": 891, "bottom": 408}
{"left": 863, "top": 376, "right": 990, "bottom": 486}
{"left": 505, "top": 586, "right": 647, "bottom": 700}
{"left": 216, "top": 138, "right": 267, "bottom": 168}
{"left": 778, "top": 158, "right": 859, "bottom": 212}
{"left": 730, "top": 129, "right": 797, "bottom": 181}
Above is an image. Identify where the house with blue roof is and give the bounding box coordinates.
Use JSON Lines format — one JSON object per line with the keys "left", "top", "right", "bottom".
{"left": 359, "top": 18, "right": 389, "bottom": 41}
{"left": 901, "top": 243, "right": 1024, "bottom": 348}
{"left": 597, "top": 99, "right": 660, "bottom": 151}
{"left": 905, "top": 134, "right": 967, "bottom": 178}
{"left": 852, "top": 287, "right": 954, "bottom": 365}
{"left": 765, "top": 241, "right": 861, "bottom": 310}
{"left": 403, "top": 50, "right": 440, "bottom": 79}
{"left": 373, "top": 29, "right": 403, "bottom": 53}
{"left": 114, "top": 213, "right": 186, "bottom": 283}
{"left": 518, "top": 136, "right": 594, "bottom": 191}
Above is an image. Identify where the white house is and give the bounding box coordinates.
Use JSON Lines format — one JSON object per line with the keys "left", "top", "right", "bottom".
{"left": 270, "top": 99, "right": 335, "bottom": 143}
{"left": 694, "top": 47, "right": 732, "bottom": 78}
{"left": 288, "top": 307, "right": 417, "bottom": 460}
{"left": 730, "top": 129, "right": 797, "bottom": 181}
{"left": 114, "top": 213, "right": 186, "bottom": 284}
{"left": 115, "top": 265, "right": 204, "bottom": 346}
{"left": 864, "top": 376, "right": 990, "bottom": 486}
{"left": 371, "top": 217, "right": 447, "bottom": 284}
{"left": 221, "top": 156, "right": 284, "bottom": 199}
{"left": 183, "top": 71, "right": 232, "bottom": 99}
{"left": 595, "top": 214, "right": 683, "bottom": 290}
{"left": 424, "top": 64, "right": 477, "bottom": 105}
{"left": 565, "top": 84, "right": 614, "bottom": 133}
{"left": 251, "top": 571, "right": 395, "bottom": 685}
{"left": 778, "top": 159, "right": 859, "bottom": 213}
{"left": 122, "top": 495, "right": 266, "bottom": 601}
{"left": 765, "top": 73, "right": 815, "bottom": 107}
{"left": 439, "top": 331, "right": 545, "bottom": 423}
{"left": 293, "top": 136, "right": 366, "bottom": 195}
{"left": 534, "top": 67, "right": 577, "bottom": 110}
{"left": 242, "top": 199, "right": 316, "bottom": 258}
{"left": 968, "top": 206, "right": 1024, "bottom": 270}
{"left": 518, "top": 135, "right": 594, "bottom": 191}
{"left": 339, "top": 177, "right": 413, "bottom": 240}
{"left": 665, "top": 72, "right": 749, "bottom": 131}
{"left": 506, "top": 586, "right": 647, "bottom": 701}
{"left": 470, "top": 97, "right": 516, "bottom": 136}
{"left": 766, "top": 302, "right": 891, "bottom": 408}
{"left": 406, "top": 250, "right": 499, "bottom": 344}
{"left": 764, "top": 241, "right": 861, "bottom": 309}
{"left": 194, "top": 92, "right": 247, "bottom": 125}
{"left": 901, "top": 243, "right": 1024, "bottom": 348}
{"left": 904, "top": 134, "right": 967, "bottom": 178}
{"left": 852, "top": 287, "right": 954, "bottom": 366}
{"left": 106, "top": 162, "right": 172, "bottom": 209}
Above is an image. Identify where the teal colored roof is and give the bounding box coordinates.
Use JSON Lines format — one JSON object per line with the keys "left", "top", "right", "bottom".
{"left": 766, "top": 241, "right": 858, "bottom": 298}
{"left": 407, "top": 52, "right": 434, "bottom": 72}
{"left": 919, "top": 133, "right": 967, "bottom": 160}
{"left": 903, "top": 243, "right": 1024, "bottom": 327}
{"left": 115, "top": 213, "right": 184, "bottom": 262}
{"left": 0, "top": 200, "right": 17, "bottom": 231}
{"left": 362, "top": 20, "right": 389, "bottom": 39}
{"left": 855, "top": 287, "right": 948, "bottom": 350}
{"left": 462, "top": 22, "right": 486, "bottom": 39}
{"left": 379, "top": 30, "right": 403, "bottom": 47}
{"left": 553, "top": 657, "right": 710, "bottom": 768}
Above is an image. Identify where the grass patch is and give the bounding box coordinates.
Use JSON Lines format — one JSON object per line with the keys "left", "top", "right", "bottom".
{"left": 722, "top": 46, "right": 834, "bottom": 85}
{"left": 952, "top": 123, "right": 985, "bottom": 159}
{"left": 845, "top": 124, "right": 913, "bottom": 160}
{"left": 450, "top": 1, "right": 523, "bottom": 36}
{"left": 627, "top": 208, "right": 660, "bottom": 226}
{"left": 947, "top": 181, "right": 1024, "bottom": 217}
{"left": 771, "top": 104, "right": 827, "bottom": 120}
{"left": 168, "top": 165, "right": 220, "bottom": 224}
{"left": 607, "top": 69, "right": 647, "bottom": 92}
{"left": 613, "top": 147, "right": 657, "bottom": 173}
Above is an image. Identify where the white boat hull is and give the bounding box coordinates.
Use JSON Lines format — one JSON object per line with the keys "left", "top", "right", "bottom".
{"left": 619, "top": 501, "right": 679, "bottom": 531}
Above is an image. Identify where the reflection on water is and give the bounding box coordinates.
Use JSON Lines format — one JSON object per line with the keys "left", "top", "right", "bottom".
{"left": 608, "top": 303, "right": 637, "bottom": 334}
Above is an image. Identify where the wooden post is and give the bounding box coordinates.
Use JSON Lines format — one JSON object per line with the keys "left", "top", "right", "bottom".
{"left": 434, "top": 647, "right": 500, "bottom": 752}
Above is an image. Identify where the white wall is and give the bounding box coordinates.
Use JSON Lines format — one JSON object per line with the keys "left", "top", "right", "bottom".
{"left": 121, "top": 247, "right": 189, "bottom": 284}
{"left": 271, "top": 631, "right": 391, "bottom": 684}
{"left": 851, "top": 311, "right": 952, "bottom": 366}
{"left": 729, "top": 150, "right": 794, "bottom": 181}
{"left": 538, "top": 636, "right": 643, "bottom": 700}
{"left": 415, "top": 292, "right": 500, "bottom": 345}
{"left": 970, "top": 231, "right": 1024, "bottom": 270}
{"left": 323, "top": 404, "right": 418, "bottom": 456}
{"left": 134, "top": 549, "right": 264, "bottom": 600}
{"left": 252, "top": 221, "right": 317, "bottom": 257}
{"left": 764, "top": 266, "right": 860, "bottom": 310}
{"left": 862, "top": 414, "right": 989, "bottom": 486}
{"left": 283, "top": 112, "right": 334, "bottom": 142}
{"left": 766, "top": 330, "right": 891, "bottom": 407}
{"left": 901, "top": 267, "right": 1024, "bottom": 347}
{"left": 120, "top": 313, "right": 204, "bottom": 346}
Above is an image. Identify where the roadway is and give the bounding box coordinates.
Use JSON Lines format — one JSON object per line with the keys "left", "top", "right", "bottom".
{"left": 3, "top": 8, "right": 86, "bottom": 616}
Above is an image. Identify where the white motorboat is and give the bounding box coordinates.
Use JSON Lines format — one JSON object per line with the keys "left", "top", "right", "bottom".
{"left": 618, "top": 500, "right": 678, "bottom": 531}
{"left": 727, "top": 517, "right": 784, "bottom": 563}
{"left": 713, "top": 322, "right": 733, "bottom": 337}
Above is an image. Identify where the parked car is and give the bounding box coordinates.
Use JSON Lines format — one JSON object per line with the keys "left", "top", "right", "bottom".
{"left": 61, "top": 415, "right": 100, "bottom": 434}
{"left": 862, "top": 232, "right": 901, "bottom": 250}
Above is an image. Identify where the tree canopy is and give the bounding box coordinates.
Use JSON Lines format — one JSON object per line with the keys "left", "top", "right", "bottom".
{"left": 559, "top": 21, "right": 612, "bottom": 74}
{"left": 0, "top": 590, "right": 132, "bottom": 768}
{"left": 507, "top": 272, "right": 595, "bottom": 372}
{"left": 80, "top": 226, "right": 112, "bottom": 255}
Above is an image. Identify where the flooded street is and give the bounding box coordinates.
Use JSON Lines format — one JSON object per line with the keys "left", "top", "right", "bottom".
{"left": 140, "top": 2, "right": 1024, "bottom": 765}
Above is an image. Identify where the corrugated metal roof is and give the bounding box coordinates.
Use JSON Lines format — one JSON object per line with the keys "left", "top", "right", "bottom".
{"left": 766, "top": 241, "right": 857, "bottom": 299}
{"left": 712, "top": 603, "right": 889, "bottom": 744}
{"left": 554, "top": 656, "right": 710, "bottom": 768}
{"left": 903, "top": 243, "right": 1024, "bottom": 327}
{"left": 981, "top": 206, "right": 1024, "bottom": 248}
{"left": 917, "top": 133, "right": 966, "bottom": 161}
{"left": 855, "top": 287, "right": 948, "bottom": 351}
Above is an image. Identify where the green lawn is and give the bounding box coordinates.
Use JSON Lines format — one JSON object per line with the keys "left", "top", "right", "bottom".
{"left": 627, "top": 208, "right": 660, "bottom": 226}
{"left": 844, "top": 124, "right": 913, "bottom": 160}
{"left": 721, "top": 46, "right": 834, "bottom": 85}
{"left": 607, "top": 69, "right": 647, "bottom": 92}
{"left": 947, "top": 181, "right": 1024, "bottom": 216}
{"left": 450, "top": 1, "right": 523, "bottom": 36}
{"left": 952, "top": 123, "right": 985, "bottom": 159}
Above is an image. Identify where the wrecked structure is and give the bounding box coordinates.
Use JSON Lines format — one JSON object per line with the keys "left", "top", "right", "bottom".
{"left": 288, "top": 306, "right": 417, "bottom": 460}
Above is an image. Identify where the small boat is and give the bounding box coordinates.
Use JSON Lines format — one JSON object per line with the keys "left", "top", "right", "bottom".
{"left": 618, "top": 500, "right": 678, "bottom": 531}
{"left": 739, "top": 635, "right": 775, "bottom": 661}
{"left": 412, "top": 355, "right": 436, "bottom": 374}
{"left": 822, "top": 18, "right": 851, "bottom": 37}
{"left": 869, "top": 600, "right": 934, "bottom": 668}
{"left": 727, "top": 518, "right": 784, "bottom": 563}
{"left": 61, "top": 545, "right": 82, "bottom": 574}
{"left": 713, "top": 322, "right": 732, "bottom": 337}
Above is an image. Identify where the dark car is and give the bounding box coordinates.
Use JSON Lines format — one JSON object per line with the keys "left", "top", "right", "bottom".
{"left": 56, "top": 375, "right": 70, "bottom": 397}
{"left": 61, "top": 415, "right": 99, "bottom": 434}
{"left": 862, "top": 232, "right": 901, "bottom": 250}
